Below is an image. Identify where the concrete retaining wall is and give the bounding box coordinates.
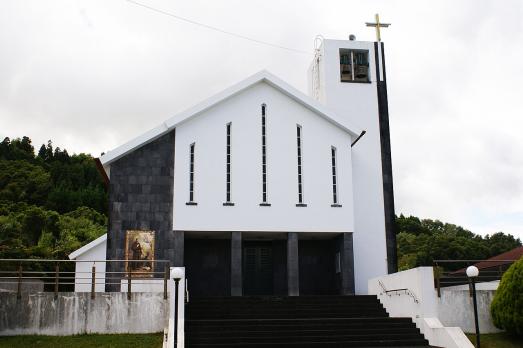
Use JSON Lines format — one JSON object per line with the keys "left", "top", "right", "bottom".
{"left": 0, "top": 292, "right": 168, "bottom": 336}
{"left": 439, "top": 288, "right": 502, "bottom": 334}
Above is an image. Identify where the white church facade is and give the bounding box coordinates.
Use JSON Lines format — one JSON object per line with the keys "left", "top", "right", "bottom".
{"left": 72, "top": 38, "right": 397, "bottom": 296}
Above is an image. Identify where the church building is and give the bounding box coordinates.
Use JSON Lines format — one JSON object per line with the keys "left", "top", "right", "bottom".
{"left": 92, "top": 37, "right": 396, "bottom": 296}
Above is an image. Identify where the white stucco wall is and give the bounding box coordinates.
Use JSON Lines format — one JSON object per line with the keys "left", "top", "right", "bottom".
{"left": 73, "top": 240, "right": 106, "bottom": 292}
{"left": 173, "top": 81, "right": 355, "bottom": 233}
{"left": 368, "top": 267, "right": 503, "bottom": 348}
{"left": 310, "top": 39, "right": 389, "bottom": 294}
{"left": 368, "top": 267, "right": 439, "bottom": 320}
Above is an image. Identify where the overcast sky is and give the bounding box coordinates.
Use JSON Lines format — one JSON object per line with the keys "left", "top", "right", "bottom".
{"left": 1, "top": 0, "right": 522, "bottom": 240}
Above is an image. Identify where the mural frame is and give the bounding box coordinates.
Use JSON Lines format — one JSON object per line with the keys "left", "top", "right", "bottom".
{"left": 124, "top": 230, "right": 155, "bottom": 277}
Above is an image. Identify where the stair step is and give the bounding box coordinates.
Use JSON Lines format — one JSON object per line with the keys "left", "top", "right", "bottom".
{"left": 188, "top": 315, "right": 390, "bottom": 320}
{"left": 187, "top": 318, "right": 417, "bottom": 329}
{"left": 185, "top": 296, "right": 429, "bottom": 348}
{"left": 186, "top": 340, "right": 430, "bottom": 347}
{"left": 188, "top": 328, "right": 421, "bottom": 335}
{"left": 188, "top": 333, "right": 427, "bottom": 343}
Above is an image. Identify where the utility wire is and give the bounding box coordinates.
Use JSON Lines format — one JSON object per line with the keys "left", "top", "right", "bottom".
{"left": 125, "top": 0, "right": 312, "bottom": 55}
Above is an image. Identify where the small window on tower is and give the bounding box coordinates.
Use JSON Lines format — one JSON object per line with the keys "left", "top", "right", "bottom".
{"left": 339, "top": 49, "right": 369, "bottom": 83}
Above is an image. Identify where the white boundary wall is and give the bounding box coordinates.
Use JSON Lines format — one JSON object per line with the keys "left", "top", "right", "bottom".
{"left": 0, "top": 292, "right": 167, "bottom": 336}
{"left": 369, "top": 267, "right": 475, "bottom": 348}
{"left": 69, "top": 235, "right": 106, "bottom": 292}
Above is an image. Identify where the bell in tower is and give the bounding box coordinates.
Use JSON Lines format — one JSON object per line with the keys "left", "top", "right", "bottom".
{"left": 339, "top": 49, "right": 369, "bottom": 83}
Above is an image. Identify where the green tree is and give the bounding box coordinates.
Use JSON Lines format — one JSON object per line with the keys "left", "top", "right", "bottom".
{"left": 0, "top": 136, "right": 35, "bottom": 161}
{"left": 22, "top": 206, "right": 48, "bottom": 246}
{"left": 395, "top": 215, "right": 521, "bottom": 270}
{"left": 36, "top": 140, "right": 54, "bottom": 162}
{"left": 0, "top": 137, "right": 11, "bottom": 159}
{"left": 64, "top": 206, "right": 107, "bottom": 226}
{"left": 0, "top": 160, "right": 51, "bottom": 205}
{"left": 485, "top": 232, "right": 522, "bottom": 257}
{"left": 491, "top": 257, "right": 523, "bottom": 336}
{"left": 53, "top": 210, "right": 106, "bottom": 258}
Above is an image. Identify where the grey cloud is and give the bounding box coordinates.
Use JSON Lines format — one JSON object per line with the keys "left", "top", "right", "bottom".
{"left": 0, "top": 0, "right": 521, "bottom": 239}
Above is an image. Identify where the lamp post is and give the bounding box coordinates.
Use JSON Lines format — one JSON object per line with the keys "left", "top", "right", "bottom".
{"left": 170, "top": 267, "right": 185, "bottom": 348}
{"left": 173, "top": 277, "right": 180, "bottom": 348}
{"left": 466, "top": 265, "right": 480, "bottom": 348}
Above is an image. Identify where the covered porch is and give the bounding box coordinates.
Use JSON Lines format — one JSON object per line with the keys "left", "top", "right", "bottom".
{"left": 172, "top": 231, "right": 355, "bottom": 297}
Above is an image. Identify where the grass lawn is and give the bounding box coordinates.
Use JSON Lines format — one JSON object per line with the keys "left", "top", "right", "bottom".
{"left": 2, "top": 332, "right": 520, "bottom": 348}
{"left": 466, "top": 332, "right": 523, "bottom": 348}
{"left": 0, "top": 333, "right": 163, "bottom": 348}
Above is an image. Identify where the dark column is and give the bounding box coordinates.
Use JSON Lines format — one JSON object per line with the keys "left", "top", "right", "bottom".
{"left": 287, "top": 232, "right": 299, "bottom": 296}
{"left": 172, "top": 231, "right": 184, "bottom": 267}
{"left": 374, "top": 42, "right": 397, "bottom": 273}
{"left": 231, "top": 232, "right": 242, "bottom": 296}
{"left": 340, "top": 232, "right": 355, "bottom": 295}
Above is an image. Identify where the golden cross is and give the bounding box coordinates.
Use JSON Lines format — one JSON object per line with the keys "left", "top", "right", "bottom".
{"left": 366, "top": 13, "right": 390, "bottom": 42}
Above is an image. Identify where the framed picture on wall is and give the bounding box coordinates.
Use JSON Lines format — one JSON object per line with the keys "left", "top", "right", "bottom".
{"left": 125, "top": 230, "right": 155, "bottom": 277}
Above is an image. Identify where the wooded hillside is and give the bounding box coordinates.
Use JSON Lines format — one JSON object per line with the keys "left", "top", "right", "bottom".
{"left": 0, "top": 136, "right": 107, "bottom": 259}
{"left": 0, "top": 136, "right": 520, "bottom": 265}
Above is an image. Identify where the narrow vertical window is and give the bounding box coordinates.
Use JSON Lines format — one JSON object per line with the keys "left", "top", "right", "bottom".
{"left": 186, "top": 143, "right": 196, "bottom": 205}
{"left": 260, "top": 104, "right": 270, "bottom": 206}
{"left": 331, "top": 146, "right": 341, "bottom": 207}
{"left": 223, "top": 123, "right": 234, "bottom": 206}
{"left": 296, "top": 125, "right": 306, "bottom": 206}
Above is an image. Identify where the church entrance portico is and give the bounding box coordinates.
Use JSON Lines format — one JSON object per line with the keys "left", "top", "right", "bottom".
{"left": 182, "top": 231, "right": 354, "bottom": 297}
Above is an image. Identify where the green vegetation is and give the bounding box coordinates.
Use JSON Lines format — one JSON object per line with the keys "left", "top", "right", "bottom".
{"left": 0, "top": 137, "right": 106, "bottom": 214}
{"left": 0, "top": 136, "right": 107, "bottom": 260}
{"left": 0, "top": 333, "right": 163, "bottom": 348}
{"left": 0, "top": 136, "right": 521, "bottom": 267}
{"left": 396, "top": 215, "right": 521, "bottom": 270}
{"left": 491, "top": 258, "right": 523, "bottom": 336}
{"left": 466, "top": 332, "right": 523, "bottom": 348}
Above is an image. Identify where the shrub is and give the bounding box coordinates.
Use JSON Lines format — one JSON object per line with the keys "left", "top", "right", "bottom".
{"left": 490, "top": 257, "right": 523, "bottom": 335}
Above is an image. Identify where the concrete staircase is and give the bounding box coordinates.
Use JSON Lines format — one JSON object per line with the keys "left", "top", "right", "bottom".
{"left": 185, "top": 295, "right": 432, "bottom": 347}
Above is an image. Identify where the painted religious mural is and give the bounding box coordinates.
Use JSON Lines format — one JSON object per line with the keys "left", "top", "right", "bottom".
{"left": 125, "top": 230, "right": 155, "bottom": 277}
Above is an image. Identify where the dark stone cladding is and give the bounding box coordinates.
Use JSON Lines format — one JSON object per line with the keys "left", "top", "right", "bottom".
{"left": 334, "top": 233, "right": 355, "bottom": 295}
{"left": 105, "top": 131, "right": 175, "bottom": 291}
{"left": 374, "top": 41, "right": 398, "bottom": 274}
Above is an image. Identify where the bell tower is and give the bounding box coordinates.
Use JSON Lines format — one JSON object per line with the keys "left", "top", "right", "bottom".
{"left": 308, "top": 37, "right": 397, "bottom": 294}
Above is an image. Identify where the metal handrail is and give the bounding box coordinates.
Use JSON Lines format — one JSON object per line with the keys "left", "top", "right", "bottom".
{"left": 0, "top": 259, "right": 171, "bottom": 263}
{"left": 378, "top": 280, "right": 419, "bottom": 303}
{"left": 0, "top": 258, "right": 171, "bottom": 300}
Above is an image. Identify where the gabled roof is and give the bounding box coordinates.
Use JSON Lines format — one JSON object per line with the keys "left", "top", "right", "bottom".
{"left": 451, "top": 246, "right": 523, "bottom": 274}
{"left": 99, "top": 70, "right": 363, "bottom": 169}
{"left": 472, "top": 246, "right": 523, "bottom": 270}
{"left": 68, "top": 234, "right": 107, "bottom": 260}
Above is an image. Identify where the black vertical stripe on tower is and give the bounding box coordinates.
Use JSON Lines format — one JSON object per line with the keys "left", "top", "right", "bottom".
{"left": 374, "top": 41, "right": 398, "bottom": 274}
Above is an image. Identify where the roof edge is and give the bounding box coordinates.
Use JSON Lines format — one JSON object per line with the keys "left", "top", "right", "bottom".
{"left": 69, "top": 233, "right": 107, "bottom": 260}
{"left": 100, "top": 70, "right": 363, "bottom": 167}
{"left": 94, "top": 157, "right": 109, "bottom": 185}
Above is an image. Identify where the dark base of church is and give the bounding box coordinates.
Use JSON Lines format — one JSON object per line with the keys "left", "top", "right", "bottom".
{"left": 105, "top": 231, "right": 355, "bottom": 295}
{"left": 182, "top": 231, "right": 355, "bottom": 297}
{"left": 185, "top": 295, "right": 433, "bottom": 347}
